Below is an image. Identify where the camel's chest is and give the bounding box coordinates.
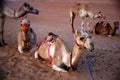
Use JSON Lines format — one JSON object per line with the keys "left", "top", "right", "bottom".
{"left": 78, "top": 9, "right": 89, "bottom": 17}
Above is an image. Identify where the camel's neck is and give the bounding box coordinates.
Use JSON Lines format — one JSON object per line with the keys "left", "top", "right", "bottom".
{"left": 71, "top": 42, "right": 83, "bottom": 66}
{"left": 4, "top": 6, "right": 26, "bottom": 18}
{"left": 22, "top": 31, "right": 29, "bottom": 41}
{"left": 86, "top": 11, "right": 102, "bottom": 19}
{"left": 112, "top": 26, "right": 118, "bottom": 35}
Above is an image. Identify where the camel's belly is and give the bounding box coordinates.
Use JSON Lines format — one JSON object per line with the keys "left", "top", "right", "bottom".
{"left": 38, "top": 43, "right": 55, "bottom": 60}
{"left": 79, "top": 9, "right": 88, "bottom": 17}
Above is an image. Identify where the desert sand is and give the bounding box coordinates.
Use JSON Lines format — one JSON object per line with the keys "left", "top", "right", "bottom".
{"left": 0, "top": 0, "right": 120, "bottom": 80}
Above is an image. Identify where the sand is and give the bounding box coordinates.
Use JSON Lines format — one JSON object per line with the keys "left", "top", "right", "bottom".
{"left": 0, "top": 0, "right": 120, "bottom": 80}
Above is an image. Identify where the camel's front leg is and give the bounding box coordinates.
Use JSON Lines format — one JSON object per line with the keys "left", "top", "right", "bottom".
{"left": 87, "top": 21, "right": 90, "bottom": 32}
{"left": 70, "top": 11, "right": 75, "bottom": 33}
{"left": 52, "top": 65, "right": 67, "bottom": 72}
{"left": 81, "top": 19, "right": 84, "bottom": 31}
{"left": 0, "top": 15, "right": 7, "bottom": 46}
{"left": 18, "top": 45, "right": 24, "bottom": 53}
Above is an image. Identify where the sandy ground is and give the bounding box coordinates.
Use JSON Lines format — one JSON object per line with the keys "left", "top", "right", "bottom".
{"left": 0, "top": 0, "right": 120, "bottom": 80}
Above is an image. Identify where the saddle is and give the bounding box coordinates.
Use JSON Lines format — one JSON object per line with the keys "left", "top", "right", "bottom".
{"left": 36, "top": 34, "right": 59, "bottom": 51}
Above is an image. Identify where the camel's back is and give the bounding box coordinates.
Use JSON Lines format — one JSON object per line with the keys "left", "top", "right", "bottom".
{"left": 71, "top": 3, "right": 89, "bottom": 13}
{"left": 94, "top": 21, "right": 113, "bottom": 35}
{"left": 54, "top": 38, "right": 70, "bottom": 57}
{"left": 38, "top": 37, "right": 69, "bottom": 60}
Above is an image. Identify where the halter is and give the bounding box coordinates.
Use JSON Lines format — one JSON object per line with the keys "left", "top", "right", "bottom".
{"left": 75, "top": 41, "right": 84, "bottom": 49}
{"left": 70, "top": 40, "right": 86, "bottom": 69}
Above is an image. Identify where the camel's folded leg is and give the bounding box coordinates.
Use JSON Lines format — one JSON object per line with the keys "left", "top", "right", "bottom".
{"left": 31, "top": 45, "right": 37, "bottom": 53}
{"left": 52, "top": 65, "right": 67, "bottom": 72}
{"left": 18, "top": 45, "right": 24, "bottom": 53}
{"left": 34, "top": 50, "right": 39, "bottom": 58}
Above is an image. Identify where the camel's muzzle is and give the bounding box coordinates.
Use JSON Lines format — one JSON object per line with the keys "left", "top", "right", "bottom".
{"left": 34, "top": 9, "right": 39, "bottom": 15}
{"left": 89, "top": 43, "right": 94, "bottom": 52}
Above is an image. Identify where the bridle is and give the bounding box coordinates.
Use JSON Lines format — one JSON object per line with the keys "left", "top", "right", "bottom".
{"left": 70, "top": 36, "right": 88, "bottom": 69}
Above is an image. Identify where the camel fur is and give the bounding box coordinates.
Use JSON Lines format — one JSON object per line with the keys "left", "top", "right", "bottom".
{"left": 0, "top": 2, "right": 39, "bottom": 46}
{"left": 34, "top": 30, "right": 94, "bottom": 72}
{"left": 93, "top": 21, "right": 119, "bottom": 36}
{"left": 70, "top": 3, "right": 104, "bottom": 33}
{"left": 18, "top": 19, "right": 37, "bottom": 53}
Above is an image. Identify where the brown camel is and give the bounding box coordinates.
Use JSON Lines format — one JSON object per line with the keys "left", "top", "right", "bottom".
{"left": 34, "top": 30, "right": 94, "bottom": 72}
{"left": 93, "top": 21, "right": 119, "bottom": 36}
{"left": 0, "top": 2, "right": 39, "bottom": 46}
{"left": 70, "top": 3, "right": 105, "bottom": 33}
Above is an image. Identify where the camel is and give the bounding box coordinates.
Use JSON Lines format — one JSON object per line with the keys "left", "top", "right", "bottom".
{"left": 0, "top": 2, "right": 39, "bottom": 47}
{"left": 18, "top": 18, "right": 38, "bottom": 53}
{"left": 34, "top": 30, "right": 94, "bottom": 72}
{"left": 18, "top": 24, "right": 31, "bottom": 53}
{"left": 93, "top": 21, "right": 119, "bottom": 36}
{"left": 70, "top": 3, "right": 105, "bottom": 33}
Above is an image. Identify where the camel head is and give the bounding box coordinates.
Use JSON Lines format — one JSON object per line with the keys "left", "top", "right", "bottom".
{"left": 94, "top": 12, "right": 106, "bottom": 19}
{"left": 74, "top": 30, "right": 94, "bottom": 51}
{"left": 18, "top": 3, "right": 39, "bottom": 17}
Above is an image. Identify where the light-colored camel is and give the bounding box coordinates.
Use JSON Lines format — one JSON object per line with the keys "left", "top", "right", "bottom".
{"left": 0, "top": 2, "right": 39, "bottom": 46}
{"left": 18, "top": 24, "right": 31, "bottom": 53}
{"left": 20, "top": 18, "right": 37, "bottom": 53}
{"left": 34, "top": 30, "right": 94, "bottom": 72}
{"left": 70, "top": 3, "right": 104, "bottom": 33}
{"left": 93, "top": 21, "right": 119, "bottom": 36}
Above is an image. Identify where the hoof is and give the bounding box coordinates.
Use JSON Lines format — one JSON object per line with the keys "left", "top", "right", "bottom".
{"left": 3, "top": 42, "right": 7, "bottom": 45}
{"left": 2, "top": 40, "right": 8, "bottom": 45}
{"left": 0, "top": 44, "right": 4, "bottom": 47}
{"left": 71, "top": 66, "right": 77, "bottom": 71}
{"left": 0, "top": 42, "right": 4, "bottom": 47}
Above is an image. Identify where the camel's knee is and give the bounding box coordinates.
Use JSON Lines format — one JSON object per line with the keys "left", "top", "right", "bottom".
{"left": 18, "top": 45, "right": 24, "bottom": 53}
{"left": 34, "top": 51, "right": 39, "bottom": 58}
{"left": 52, "top": 65, "right": 67, "bottom": 72}
{"left": 30, "top": 45, "right": 37, "bottom": 53}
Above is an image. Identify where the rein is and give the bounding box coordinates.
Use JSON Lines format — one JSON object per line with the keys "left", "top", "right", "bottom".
{"left": 75, "top": 41, "right": 84, "bottom": 49}
{"left": 48, "top": 44, "right": 52, "bottom": 62}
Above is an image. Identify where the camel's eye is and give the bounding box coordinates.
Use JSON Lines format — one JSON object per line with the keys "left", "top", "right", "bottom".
{"left": 30, "top": 7, "right": 33, "bottom": 10}
{"left": 24, "top": 3, "right": 29, "bottom": 7}
{"left": 80, "top": 37, "right": 84, "bottom": 41}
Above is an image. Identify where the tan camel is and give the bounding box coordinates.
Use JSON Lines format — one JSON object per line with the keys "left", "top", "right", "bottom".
{"left": 93, "top": 21, "right": 119, "bottom": 36}
{"left": 0, "top": 2, "right": 39, "bottom": 46}
{"left": 18, "top": 24, "right": 31, "bottom": 53}
{"left": 70, "top": 3, "right": 104, "bottom": 33}
{"left": 18, "top": 19, "right": 38, "bottom": 53}
{"left": 34, "top": 30, "right": 94, "bottom": 72}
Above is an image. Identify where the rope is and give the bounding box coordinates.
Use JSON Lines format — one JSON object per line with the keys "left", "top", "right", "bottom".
{"left": 85, "top": 56, "right": 95, "bottom": 80}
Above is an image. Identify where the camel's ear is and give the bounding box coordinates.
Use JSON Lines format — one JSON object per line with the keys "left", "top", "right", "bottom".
{"left": 24, "top": 2, "right": 29, "bottom": 7}
{"left": 74, "top": 30, "right": 78, "bottom": 36}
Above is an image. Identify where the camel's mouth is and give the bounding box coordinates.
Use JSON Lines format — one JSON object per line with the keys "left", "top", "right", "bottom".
{"left": 30, "top": 9, "right": 39, "bottom": 15}
{"left": 84, "top": 43, "right": 94, "bottom": 52}
{"left": 34, "top": 9, "right": 39, "bottom": 15}
{"left": 89, "top": 43, "right": 94, "bottom": 52}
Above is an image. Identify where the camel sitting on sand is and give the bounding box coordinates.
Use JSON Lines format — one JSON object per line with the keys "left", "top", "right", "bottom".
{"left": 70, "top": 3, "right": 105, "bottom": 33}
{"left": 93, "top": 21, "right": 119, "bottom": 36}
{"left": 34, "top": 31, "right": 94, "bottom": 72}
{"left": 18, "top": 18, "right": 38, "bottom": 53}
{"left": 18, "top": 24, "right": 31, "bottom": 53}
{"left": 0, "top": 2, "right": 39, "bottom": 46}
